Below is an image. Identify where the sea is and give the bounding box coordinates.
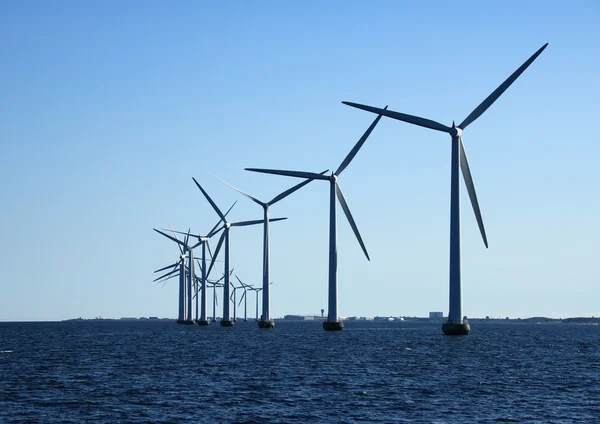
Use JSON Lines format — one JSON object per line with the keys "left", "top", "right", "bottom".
{"left": 0, "top": 320, "right": 598, "bottom": 423}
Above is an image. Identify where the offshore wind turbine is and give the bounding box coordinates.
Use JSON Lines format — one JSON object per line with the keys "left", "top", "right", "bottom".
{"left": 193, "top": 177, "right": 287, "bottom": 327}
{"left": 206, "top": 280, "right": 223, "bottom": 323}
{"left": 246, "top": 109, "right": 386, "bottom": 330}
{"left": 236, "top": 275, "right": 250, "bottom": 322}
{"left": 211, "top": 170, "right": 327, "bottom": 328}
{"left": 166, "top": 203, "right": 236, "bottom": 325}
{"left": 153, "top": 228, "right": 194, "bottom": 324}
{"left": 343, "top": 43, "right": 548, "bottom": 335}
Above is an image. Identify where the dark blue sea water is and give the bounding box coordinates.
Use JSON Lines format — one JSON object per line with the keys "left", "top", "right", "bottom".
{"left": 1, "top": 320, "right": 599, "bottom": 423}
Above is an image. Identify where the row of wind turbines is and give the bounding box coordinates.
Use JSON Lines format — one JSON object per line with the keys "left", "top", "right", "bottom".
{"left": 153, "top": 43, "right": 548, "bottom": 334}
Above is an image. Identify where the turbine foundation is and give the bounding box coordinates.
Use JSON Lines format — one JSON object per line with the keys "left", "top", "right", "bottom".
{"left": 197, "top": 320, "right": 210, "bottom": 326}
{"left": 220, "top": 320, "right": 234, "bottom": 327}
{"left": 258, "top": 319, "right": 275, "bottom": 329}
{"left": 323, "top": 320, "right": 344, "bottom": 331}
{"left": 442, "top": 322, "right": 470, "bottom": 336}
{"left": 180, "top": 320, "right": 194, "bottom": 325}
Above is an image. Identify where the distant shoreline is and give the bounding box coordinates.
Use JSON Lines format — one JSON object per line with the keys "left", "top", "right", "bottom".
{"left": 2, "top": 316, "right": 599, "bottom": 324}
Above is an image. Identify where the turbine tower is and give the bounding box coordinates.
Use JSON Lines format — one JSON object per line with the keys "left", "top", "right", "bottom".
{"left": 246, "top": 109, "right": 386, "bottom": 330}
{"left": 193, "top": 178, "right": 286, "bottom": 327}
{"left": 342, "top": 43, "right": 548, "bottom": 335}
{"left": 211, "top": 170, "right": 327, "bottom": 328}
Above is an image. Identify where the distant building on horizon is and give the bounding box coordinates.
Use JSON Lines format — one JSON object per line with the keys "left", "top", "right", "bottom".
{"left": 429, "top": 312, "right": 444, "bottom": 319}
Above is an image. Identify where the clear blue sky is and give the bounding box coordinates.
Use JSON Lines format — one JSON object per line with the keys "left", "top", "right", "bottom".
{"left": 1, "top": 1, "right": 598, "bottom": 321}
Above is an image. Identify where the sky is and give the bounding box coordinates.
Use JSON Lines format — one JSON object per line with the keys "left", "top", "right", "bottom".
{"left": 1, "top": 1, "right": 598, "bottom": 321}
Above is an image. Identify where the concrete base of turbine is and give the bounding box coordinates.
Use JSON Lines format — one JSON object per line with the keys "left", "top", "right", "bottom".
{"left": 197, "top": 319, "right": 210, "bottom": 326}
{"left": 220, "top": 320, "right": 234, "bottom": 327}
{"left": 211, "top": 318, "right": 217, "bottom": 323}
{"left": 258, "top": 319, "right": 275, "bottom": 329}
{"left": 323, "top": 320, "right": 344, "bottom": 331}
{"left": 442, "top": 322, "right": 470, "bottom": 336}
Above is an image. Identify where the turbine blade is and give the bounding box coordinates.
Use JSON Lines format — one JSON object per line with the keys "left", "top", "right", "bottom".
{"left": 206, "top": 231, "right": 225, "bottom": 277}
{"left": 335, "top": 183, "right": 370, "bottom": 261}
{"left": 231, "top": 217, "right": 287, "bottom": 227}
{"left": 207, "top": 201, "right": 237, "bottom": 237}
{"left": 154, "top": 229, "right": 186, "bottom": 247}
{"left": 207, "top": 225, "right": 225, "bottom": 239}
{"left": 268, "top": 170, "right": 329, "bottom": 205}
{"left": 207, "top": 240, "right": 214, "bottom": 261}
{"left": 169, "top": 222, "right": 184, "bottom": 255}
{"left": 459, "top": 43, "right": 548, "bottom": 130}
{"left": 154, "top": 262, "right": 179, "bottom": 273}
{"left": 162, "top": 229, "right": 201, "bottom": 239}
{"left": 335, "top": 106, "right": 387, "bottom": 176}
{"left": 459, "top": 137, "right": 488, "bottom": 248}
{"left": 211, "top": 173, "right": 265, "bottom": 207}
{"left": 235, "top": 275, "right": 244, "bottom": 286}
{"left": 192, "top": 177, "right": 226, "bottom": 222}
{"left": 184, "top": 229, "right": 190, "bottom": 247}
{"left": 238, "top": 291, "right": 246, "bottom": 306}
{"left": 153, "top": 266, "right": 179, "bottom": 282}
{"left": 342, "top": 102, "right": 451, "bottom": 133}
{"left": 245, "top": 168, "right": 330, "bottom": 181}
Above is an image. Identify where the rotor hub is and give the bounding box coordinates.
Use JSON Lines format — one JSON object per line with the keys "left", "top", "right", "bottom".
{"left": 449, "top": 125, "right": 462, "bottom": 138}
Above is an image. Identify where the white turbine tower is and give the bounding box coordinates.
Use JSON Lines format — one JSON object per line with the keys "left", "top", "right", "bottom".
{"left": 343, "top": 43, "right": 548, "bottom": 335}
{"left": 211, "top": 170, "right": 327, "bottom": 328}
{"left": 246, "top": 109, "right": 386, "bottom": 330}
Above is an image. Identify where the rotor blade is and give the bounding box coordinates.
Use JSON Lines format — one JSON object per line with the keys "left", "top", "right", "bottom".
{"left": 169, "top": 222, "right": 184, "bottom": 255}
{"left": 245, "top": 168, "right": 330, "bottom": 181}
{"left": 206, "top": 231, "right": 225, "bottom": 277}
{"left": 235, "top": 275, "right": 244, "bottom": 286}
{"left": 459, "top": 43, "right": 548, "bottom": 130}
{"left": 157, "top": 271, "right": 180, "bottom": 287}
{"left": 154, "top": 229, "right": 186, "bottom": 248}
{"left": 268, "top": 170, "right": 329, "bottom": 206}
{"left": 153, "top": 266, "right": 179, "bottom": 282}
{"left": 207, "top": 201, "right": 237, "bottom": 237}
{"left": 231, "top": 217, "right": 287, "bottom": 227}
{"left": 335, "top": 106, "right": 387, "bottom": 176}
{"left": 162, "top": 229, "right": 202, "bottom": 239}
{"left": 184, "top": 229, "right": 190, "bottom": 247}
{"left": 192, "top": 177, "right": 226, "bottom": 221}
{"left": 207, "top": 240, "right": 214, "bottom": 261}
{"left": 335, "top": 183, "right": 370, "bottom": 261}
{"left": 459, "top": 137, "right": 488, "bottom": 248}
{"left": 238, "top": 291, "right": 246, "bottom": 306}
{"left": 211, "top": 173, "right": 265, "bottom": 207}
{"left": 207, "top": 225, "right": 225, "bottom": 239}
{"left": 154, "top": 261, "right": 179, "bottom": 273}
{"left": 342, "top": 102, "right": 451, "bottom": 133}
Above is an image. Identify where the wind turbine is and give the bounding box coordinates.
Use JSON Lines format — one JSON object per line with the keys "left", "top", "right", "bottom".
{"left": 153, "top": 227, "right": 194, "bottom": 324}
{"left": 211, "top": 170, "right": 327, "bottom": 328}
{"left": 343, "top": 43, "right": 548, "bottom": 335}
{"left": 251, "top": 286, "right": 263, "bottom": 321}
{"left": 246, "top": 109, "right": 386, "bottom": 330}
{"left": 165, "top": 203, "right": 236, "bottom": 325}
{"left": 230, "top": 280, "right": 243, "bottom": 322}
{"left": 206, "top": 279, "right": 223, "bottom": 323}
{"left": 193, "top": 177, "right": 287, "bottom": 327}
{"left": 236, "top": 275, "right": 250, "bottom": 322}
